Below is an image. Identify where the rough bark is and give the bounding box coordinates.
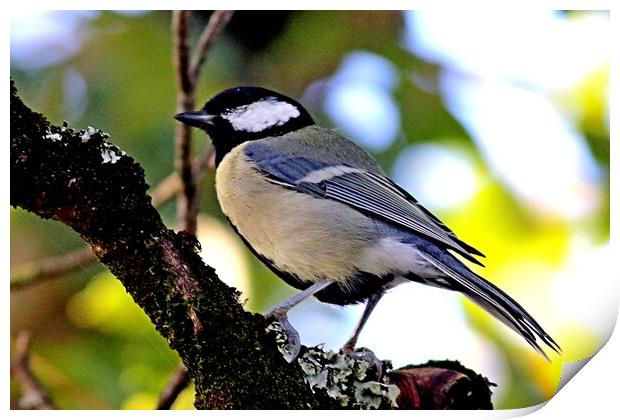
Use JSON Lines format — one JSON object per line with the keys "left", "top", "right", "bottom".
{"left": 10, "top": 81, "right": 494, "bottom": 409}
{"left": 389, "top": 361, "right": 494, "bottom": 409}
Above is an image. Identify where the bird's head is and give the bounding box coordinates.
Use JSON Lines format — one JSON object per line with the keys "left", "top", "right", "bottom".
{"left": 175, "top": 86, "right": 315, "bottom": 163}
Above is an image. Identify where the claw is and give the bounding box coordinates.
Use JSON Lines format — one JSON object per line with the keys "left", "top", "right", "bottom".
{"left": 263, "top": 280, "right": 335, "bottom": 363}
{"left": 278, "top": 316, "right": 301, "bottom": 362}
{"left": 343, "top": 348, "right": 384, "bottom": 380}
{"left": 265, "top": 311, "right": 302, "bottom": 363}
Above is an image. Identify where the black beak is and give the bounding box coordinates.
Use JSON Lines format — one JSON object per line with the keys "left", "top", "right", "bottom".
{"left": 174, "top": 110, "right": 215, "bottom": 128}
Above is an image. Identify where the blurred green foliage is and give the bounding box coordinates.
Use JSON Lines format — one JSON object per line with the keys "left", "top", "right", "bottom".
{"left": 10, "top": 11, "right": 609, "bottom": 410}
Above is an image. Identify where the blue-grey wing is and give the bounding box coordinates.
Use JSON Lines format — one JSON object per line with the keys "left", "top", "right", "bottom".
{"left": 244, "top": 141, "right": 485, "bottom": 265}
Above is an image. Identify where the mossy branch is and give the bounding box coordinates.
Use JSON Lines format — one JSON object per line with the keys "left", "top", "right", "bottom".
{"left": 10, "top": 81, "right": 494, "bottom": 409}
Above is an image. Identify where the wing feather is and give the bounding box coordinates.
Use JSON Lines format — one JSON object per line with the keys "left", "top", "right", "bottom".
{"left": 246, "top": 144, "right": 484, "bottom": 264}
{"left": 419, "top": 251, "right": 561, "bottom": 358}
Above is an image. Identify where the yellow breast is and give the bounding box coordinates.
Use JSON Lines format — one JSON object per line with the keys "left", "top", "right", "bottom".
{"left": 215, "top": 143, "right": 373, "bottom": 283}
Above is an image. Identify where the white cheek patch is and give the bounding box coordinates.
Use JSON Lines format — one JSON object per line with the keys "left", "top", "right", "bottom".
{"left": 223, "top": 98, "right": 301, "bottom": 133}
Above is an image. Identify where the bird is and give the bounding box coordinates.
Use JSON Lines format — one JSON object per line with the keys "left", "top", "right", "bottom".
{"left": 175, "top": 86, "right": 560, "bottom": 364}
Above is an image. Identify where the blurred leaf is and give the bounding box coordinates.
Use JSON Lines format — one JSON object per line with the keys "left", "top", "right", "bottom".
{"left": 562, "top": 64, "right": 610, "bottom": 166}
{"left": 67, "top": 272, "right": 155, "bottom": 336}
{"left": 121, "top": 392, "right": 158, "bottom": 410}
{"left": 59, "top": 271, "right": 181, "bottom": 407}
{"left": 394, "top": 72, "right": 471, "bottom": 144}
{"left": 444, "top": 177, "right": 568, "bottom": 263}
{"left": 250, "top": 11, "right": 402, "bottom": 93}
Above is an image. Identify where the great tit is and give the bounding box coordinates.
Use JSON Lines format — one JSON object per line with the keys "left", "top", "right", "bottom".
{"left": 175, "top": 86, "right": 560, "bottom": 361}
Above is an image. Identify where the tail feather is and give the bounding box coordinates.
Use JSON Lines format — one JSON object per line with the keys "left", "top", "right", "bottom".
{"left": 420, "top": 251, "right": 561, "bottom": 359}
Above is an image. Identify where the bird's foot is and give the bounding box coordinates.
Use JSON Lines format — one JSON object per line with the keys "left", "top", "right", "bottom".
{"left": 264, "top": 310, "right": 301, "bottom": 363}
{"left": 341, "top": 346, "right": 384, "bottom": 380}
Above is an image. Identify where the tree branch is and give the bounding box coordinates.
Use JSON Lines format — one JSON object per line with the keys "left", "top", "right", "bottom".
{"left": 388, "top": 360, "right": 494, "bottom": 409}
{"left": 10, "top": 247, "right": 95, "bottom": 289}
{"left": 172, "top": 10, "right": 198, "bottom": 234}
{"left": 189, "top": 11, "right": 234, "bottom": 86}
{"left": 171, "top": 10, "right": 233, "bottom": 236}
{"left": 156, "top": 365, "right": 190, "bottom": 409}
{"left": 10, "top": 82, "right": 494, "bottom": 409}
{"left": 10, "top": 332, "right": 56, "bottom": 410}
{"left": 13, "top": 8, "right": 220, "bottom": 289}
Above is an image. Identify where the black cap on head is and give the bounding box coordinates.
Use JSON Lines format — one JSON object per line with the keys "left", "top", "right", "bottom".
{"left": 175, "top": 86, "right": 315, "bottom": 164}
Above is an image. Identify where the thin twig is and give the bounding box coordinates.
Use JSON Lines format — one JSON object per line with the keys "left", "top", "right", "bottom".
{"left": 156, "top": 365, "right": 190, "bottom": 409}
{"left": 11, "top": 248, "right": 96, "bottom": 290}
{"left": 173, "top": 11, "right": 234, "bottom": 235}
{"left": 150, "top": 173, "right": 181, "bottom": 208}
{"left": 173, "top": 11, "right": 193, "bottom": 96}
{"left": 11, "top": 332, "right": 55, "bottom": 410}
{"left": 192, "top": 145, "right": 216, "bottom": 178}
{"left": 173, "top": 10, "right": 198, "bottom": 235}
{"left": 150, "top": 149, "right": 216, "bottom": 208}
{"left": 188, "top": 11, "right": 234, "bottom": 86}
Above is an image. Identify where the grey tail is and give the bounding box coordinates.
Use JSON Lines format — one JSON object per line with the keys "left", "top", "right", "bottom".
{"left": 420, "top": 252, "right": 561, "bottom": 360}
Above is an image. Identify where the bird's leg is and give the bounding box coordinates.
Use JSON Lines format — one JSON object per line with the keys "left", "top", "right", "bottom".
{"left": 264, "top": 279, "right": 334, "bottom": 362}
{"left": 265, "top": 279, "right": 334, "bottom": 320}
{"left": 342, "top": 289, "right": 385, "bottom": 352}
{"left": 342, "top": 289, "right": 385, "bottom": 378}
